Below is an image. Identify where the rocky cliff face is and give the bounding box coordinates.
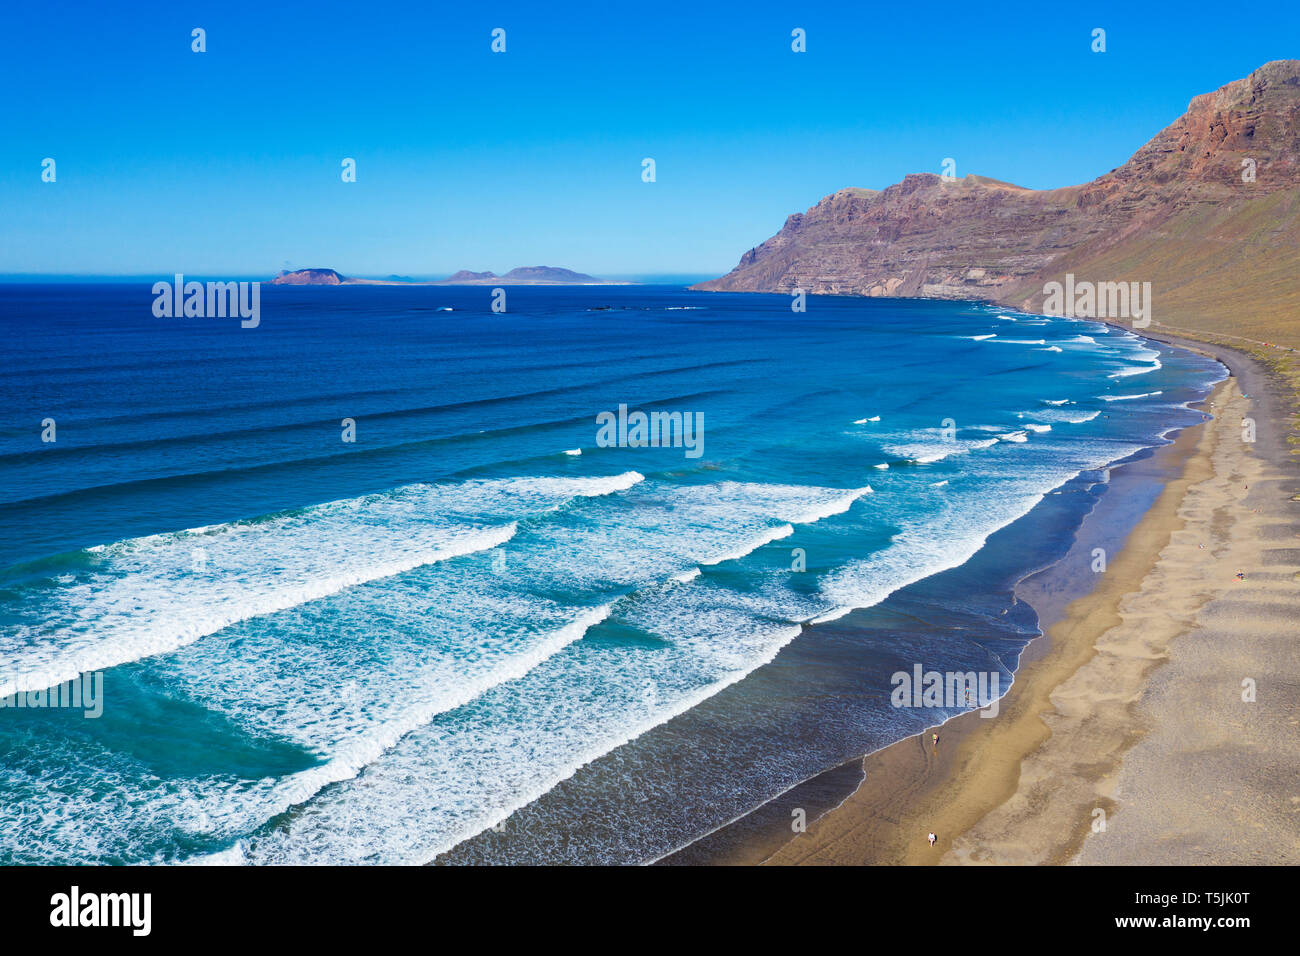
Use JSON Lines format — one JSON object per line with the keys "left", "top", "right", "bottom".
{"left": 695, "top": 61, "right": 1300, "bottom": 343}
{"left": 697, "top": 176, "right": 1101, "bottom": 300}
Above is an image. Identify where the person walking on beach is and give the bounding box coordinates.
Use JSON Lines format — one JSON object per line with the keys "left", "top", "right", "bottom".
{"left": 931, "top": 732, "right": 939, "bottom": 753}
{"left": 928, "top": 832, "right": 937, "bottom": 847}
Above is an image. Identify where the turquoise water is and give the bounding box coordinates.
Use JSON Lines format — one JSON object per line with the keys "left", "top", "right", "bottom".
{"left": 0, "top": 284, "right": 1223, "bottom": 864}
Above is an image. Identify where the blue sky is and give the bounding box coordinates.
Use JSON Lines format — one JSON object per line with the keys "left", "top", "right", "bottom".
{"left": 2, "top": 0, "right": 1295, "bottom": 278}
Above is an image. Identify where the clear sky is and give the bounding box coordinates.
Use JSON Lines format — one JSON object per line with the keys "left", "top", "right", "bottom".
{"left": 2, "top": 0, "right": 1295, "bottom": 279}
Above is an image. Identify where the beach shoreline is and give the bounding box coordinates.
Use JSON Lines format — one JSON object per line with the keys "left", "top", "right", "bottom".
{"left": 945, "top": 327, "right": 1299, "bottom": 866}
{"left": 677, "top": 327, "right": 1296, "bottom": 866}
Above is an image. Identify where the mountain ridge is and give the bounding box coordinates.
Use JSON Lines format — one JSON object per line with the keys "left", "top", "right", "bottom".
{"left": 694, "top": 60, "right": 1300, "bottom": 349}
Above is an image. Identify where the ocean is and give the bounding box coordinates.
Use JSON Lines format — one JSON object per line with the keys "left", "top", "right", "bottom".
{"left": 0, "top": 283, "right": 1224, "bottom": 864}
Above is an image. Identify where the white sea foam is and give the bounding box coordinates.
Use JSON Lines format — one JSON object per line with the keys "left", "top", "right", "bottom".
{"left": 1108, "top": 359, "right": 1162, "bottom": 378}
{"left": 884, "top": 434, "right": 997, "bottom": 464}
{"left": 206, "top": 601, "right": 618, "bottom": 841}
{"left": 902, "top": 446, "right": 962, "bottom": 464}
{"left": 5, "top": 473, "right": 881, "bottom": 864}
{"left": 7, "top": 427, "right": 1182, "bottom": 867}
{"left": 787, "top": 486, "right": 872, "bottom": 523}
{"left": 1029, "top": 409, "right": 1101, "bottom": 424}
{"left": 231, "top": 590, "right": 812, "bottom": 865}
{"left": 817, "top": 480, "right": 1053, "bottom": 634}
{"left": 0, "top": 473, "right": 646, "bottom": 698}
{"left": 700, "top": 525, "right": 794, "bottom": 565}
{"left": 0, "top": 522, "right": 518, "bottom": 700}
{"left": 1100, "top": 391, "right": 1162, "bottom": 402}
{"left": 482, "top": 479, "right": 872, "bottom": 594}
{"left": 202, "top": 481, "right": 868, "bottom": 863}
{"left": 5, "top": 599, "right": 619, "bottom": 865}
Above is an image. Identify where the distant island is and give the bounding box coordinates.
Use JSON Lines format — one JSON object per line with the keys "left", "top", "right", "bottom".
{"left": 269, "top": 266, "right": 631, "bottom": 286}
{"left": 270, "top": 268, "right": 349, "bottom": 286}
{"left": 437, "top": 266, "right": 625, "bottom": 285}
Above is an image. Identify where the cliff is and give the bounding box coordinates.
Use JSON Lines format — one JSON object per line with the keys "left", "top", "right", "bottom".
{"left": 695, "top": 60, "right": 1300, "bottom": 346}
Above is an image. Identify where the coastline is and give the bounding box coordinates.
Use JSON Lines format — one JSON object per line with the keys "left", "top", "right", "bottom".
{"left": 737, "top": 329, "right": 1296, "bottom": 865}
{"left": 654, "top": 430, "right": 1176, "bottom": 867}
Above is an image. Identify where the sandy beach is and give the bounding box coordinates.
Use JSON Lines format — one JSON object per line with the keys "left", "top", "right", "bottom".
{"left": 753, "top": 334, "right": 1298, "bottom": 866}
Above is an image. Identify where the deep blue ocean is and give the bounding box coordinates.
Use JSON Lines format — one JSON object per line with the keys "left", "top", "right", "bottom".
{"left": 0, "top": 283, "right": 1223, "bottom": 864}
